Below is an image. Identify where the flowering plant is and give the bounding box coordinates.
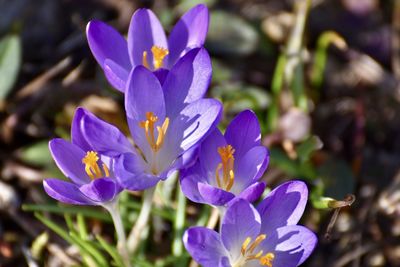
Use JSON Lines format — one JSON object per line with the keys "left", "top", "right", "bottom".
{"left": 34, "top": 4, "right": 320, "bottom": 267}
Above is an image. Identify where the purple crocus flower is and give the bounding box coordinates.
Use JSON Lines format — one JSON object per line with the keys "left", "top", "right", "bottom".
{"left": 86, "top": 4, "right": 209, "bottom": 91}
{"left": 43, "top": 108, "right": 124, "bottom": 205}
{"left": 183, "top": 181, "right": 317, "bottom": 267}
{"left": 76, "top": 61, "right": 221, "bottom": 191}
{"left": 180, "top": 110, "right": 269, "bottom": 206}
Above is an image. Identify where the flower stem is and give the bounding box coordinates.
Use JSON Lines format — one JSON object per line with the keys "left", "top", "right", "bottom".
{"left": 127, "top": 187, "right": 156, "bottom": 253}
{"left": 172, "top": 182, "right": 186, "bottom": 256}
{"left": 103, "top": 200, "right": 131, "bottom": 267}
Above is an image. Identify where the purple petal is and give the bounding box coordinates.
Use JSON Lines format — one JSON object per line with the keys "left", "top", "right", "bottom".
{"left": 218, "top": 257, "right": 231, "bottom": 267}
{"left": 43, "top": 179, "right": 94, "bottom": 205}
{"left": 114, "top": 153, "right": 160, "bottom": 191}
{"left": 127, "top": 9, "right": 167, "bottom": 67}
{"left": 71, "top": 107, "right": 92, "bottom": 152}
{"left": 49, "top": 139, "right": 90, "bottom": 185}
{"left": 237, "top": 182, "right": 266, "bottom": 203}
{"left": 221, "top": 198, "right": 261, "bottom": 261}
{"left": 104, "top": 59, "right": 130, "bottom": 92}
{"left": 167, "top": 4, "right": 209, "bottom": 66}
{"left": 125, "top": 66, "right": 166, "bottom": 156}
{"left": 164, "top": 98, "right": 222, "bottom": 159}
{"left": 198, "top": 129, "right": 226, "bottom": 178}
{"left": 234, "top": 146, "right": 269, "bottom": 188}
{"left": 180, "top": 174, "right": 205, "bottom": 204}
{"left": 163, "top": 48, "right": 212, "bottom": 118}
{"left": 80, "top": 108, "right": 133, "bottom": 157}
{"left": 125, "top": 66, "right": 165, "bottom": 121}
{"left": 225, "top": 110, "right": 261, "bottom": 159}
{"left": 257, "top": 181, "right": 309, "bottom": 234}
{"left": 79, "top": 178, "right": 120, "bottom": 203}
{"left": 183, "top": 227, "right": 227, "bottom": 266}
{"left": 86, "top": 20, "right": 131, "bottom": 89}
{"left": 260, "top": 225, "right": 317, "bottom": 267}
{"left": 153, "top": 68, "right": 169, "bottom": 85}
{"left": 198, "top": 183, "right": 235, "bottom": 206}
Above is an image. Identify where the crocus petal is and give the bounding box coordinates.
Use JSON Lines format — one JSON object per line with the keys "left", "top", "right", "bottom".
{"left": 180, "top": 174, "right": 205, "bottom": 204}
{"left": 218, "top": 257, "right": 231, "bottom": 267}
{"left": 225, "top": 110, "right": 261, "bottom": 159}
{"left": 127, "top": 9, "right": 168, "bottom": 67}
{"left": 86, "top": 20, "right": 131, "bottom": 70}
{"left": 104, "top": 59, "right": 130, "bottom": 92}
{"left": 125, "top": 66, "right": 166, "bottom": 157}
{"left": 260, "top": 225, "right": 317, "bottom": 267}
{"left": 125, "top": 66, "right": 166, "bottom": 121}
{"left": 183, "top": 227, "right": 227, "bottom": 266}
{"left": 43, "top": 179, "right": 94, "bottom": 205}
{"left": 80, "top": 108, "right": 133, "bottom": 157}
{"left": 163, "top": 48, "right": 212, "bottom": 118}
{"left": 198, "top": 183, "right": 235, "bottom": 206}
{"left": 79, "top": 178, "right": 119, "bottom": 203}
{"left": 153, "top": 68, "right": 169, "bottom": 85}
{"left": 164, "top": 98, "right": 222, "bottom": 159}
{"left": 237, "top": 182, "right": 266, "bottom": 203}
{"left": 221, "top": 198, "right": 261, "bottom": 261}
{"left": 234, "top": 146, "right": 269, "bottom": 188}
{"left": 71, "top": 107, "right": 92, "bottom": 152}
{"left": 114, "top": 153, "right": 160, "bottom": 191}
{"left": 49, "top": 139, "right": 90, "bottom": 185}
{"left": 257, "top": 181, "right": 309, "bottom": 234}
{"left": 167, "top": 4, "right": 209, "bottom": 66}
{"left": 198, "top": 129, "right": 226, "bottom": 179}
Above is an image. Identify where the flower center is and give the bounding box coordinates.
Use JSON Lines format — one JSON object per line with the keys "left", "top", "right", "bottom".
{"left": 142, "top": 46, "right": 169, "bottom": 70}
{"left": 82, "top": 151, "right": 110, "bottom": 179}
{"left": 232, "top": 234, "right": 275, "bottom": 267}
{"left": 139, "top": 111, "right": 170, "bottom": 153}
{"left": 215, "top": 145, "right": 235, "bottom": 191}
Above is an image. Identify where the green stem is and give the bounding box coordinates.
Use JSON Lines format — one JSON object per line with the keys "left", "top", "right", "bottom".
{"left": 103, "top": 200, "right": 131, "bottom": 267}
{"left": 172, "top": 182, "right": 187, "bottom": 256}
{"left": 126, "top": 187, "right": 156, "bottom": 253}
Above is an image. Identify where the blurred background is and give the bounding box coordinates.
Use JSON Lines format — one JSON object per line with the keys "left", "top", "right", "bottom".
{"left": 0, "top": 0, "right": 399, "bottom": 266}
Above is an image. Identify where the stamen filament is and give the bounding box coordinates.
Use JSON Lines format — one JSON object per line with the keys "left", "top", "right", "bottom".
{"left": 139, "top": 112, "right": 169, "bottom": 153}
{"left": 248, "top": 234, "right": 266, "bottom": 253}
{"left": 241, "top": 237, "right": 252, "bottom": 255}
{"left": 142, "top": 51, "right": 149, "bottom": 68}
{"left": 238, "top": 234, "right": 275, "bottom": 267}
{"left": 215, "top": 145, "right": 235, "bottom": 191}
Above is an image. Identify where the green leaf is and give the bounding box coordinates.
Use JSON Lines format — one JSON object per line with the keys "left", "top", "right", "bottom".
{"left": 23, "top": 204, "right": 112, "bottom": 222}
{"left": 20, "top": 141, "right": 53, "bottom": 166}
{"left": 34, "top": 213, "right": 105, "bottom": 267}
{"left": 0, "top": 34, "right": 21, "bottom": 100}
{"left": 269, "top": 148, "right": 316, "bottom": 179}
{"left": 296, "top": 136, "right": 323, "bottom": 163}
{"left": 207, "top": 11, "right": 258, "bottom": 56}
{"left": 69, "top": 232, "right": 108, "bottom": 267}
{"left": 96, "top": 235, "right": 125, "bottom": 267}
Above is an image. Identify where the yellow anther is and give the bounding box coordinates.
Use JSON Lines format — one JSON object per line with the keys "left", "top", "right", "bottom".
{"left": 215, "top": 145, "right": 235, "bottom": 191}
{"left": 259, "top": 252, "right": 275, "bottom": 267}
{"left": 139, "top": 112, "right": 169, "bottom": 152}
{"left": 241, "top": 237, "right": 252, "bottom": 255}
{"left": 82, "top": 151, "right": 110, "bottom": 179}
{"left": 236, "top": 235, "right": 274, "bottom": 267}
{"left": 142, "top": 46, "right": 169, "bottom": 70}
{"left": 151, "top": 46, "right": 169, "bottom": 69}
{"left": 247, "top": 250, "right": 264, "bottom": 260}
